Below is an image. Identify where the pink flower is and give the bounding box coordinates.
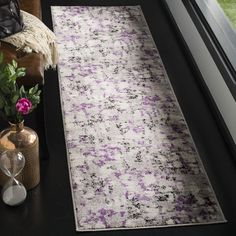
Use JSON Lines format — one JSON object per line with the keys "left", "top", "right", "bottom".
{"left": 16, "top": 98, "right": 32, "bottom": 115}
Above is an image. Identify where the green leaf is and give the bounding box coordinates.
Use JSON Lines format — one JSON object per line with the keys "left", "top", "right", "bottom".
{"left": 12, "top": 60, "right": 17, "bottom": 69}
{"left": 30, "top": 96, "right": 40, "bottom": 104}
{"left": 17, "top": 72, "right": 25, "bottom": 77}
{"left": 33, "top": 84, "right": 39, "bottom": 93}
{"left": 0, "top": 98, "right": 4, "bottom": 109}
{"left": 29, "top": 87, "right": 34, "bottom": 95}
{"left": 4, "top": 106, "right": 11, "bottom": 117}
{"left": 12, "top": 94, "right": 19, "bottom": 103}
{"left": 16, "top": 67, "right": 26, "bottom": 77}
{"left": 19, "top": 86, "right": 26, "bottom": 97}
{"left": 10, "top": 74, "right": 17, "bottom": 82}
{"left": 0, "top": 52, "right": 3, "bottom": 64}
{"left": 1, "top": 84, "right": 10, "bottom": 94}
{"left": 36, "top": 90, "right": 41, "bottom": 96}
{"left": 0, "top": 73, "right": 6, "bottom": 80}
{"left": 6, "top": 63, "right": 15, "bottom": 76}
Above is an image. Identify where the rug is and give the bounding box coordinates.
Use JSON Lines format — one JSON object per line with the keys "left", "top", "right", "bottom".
{"left": 51, "top": 6, "right": 226, "bottom": 231}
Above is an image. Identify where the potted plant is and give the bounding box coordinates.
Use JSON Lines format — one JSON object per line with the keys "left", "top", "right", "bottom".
{"left": 0, "top": 52, "right": 41, "bottom": 123}
{"left": 0, "top": 51, "right": 41, "bottom": 190}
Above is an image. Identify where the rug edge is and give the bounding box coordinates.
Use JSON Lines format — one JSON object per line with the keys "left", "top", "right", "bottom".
{"left": 51, "top": 6, "right": 80, "bottom": 232}
{"left": 75, "top": 219, "right": 227, "bottom": 232}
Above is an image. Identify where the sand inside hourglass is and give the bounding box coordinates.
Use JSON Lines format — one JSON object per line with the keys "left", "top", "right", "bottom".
{"left": 2, "top": 184, "right": 27, "bottom": 206}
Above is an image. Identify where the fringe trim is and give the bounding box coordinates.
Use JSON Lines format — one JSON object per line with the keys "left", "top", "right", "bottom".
{"left": 1, "top": 10, "right": 58, "bottom": 69}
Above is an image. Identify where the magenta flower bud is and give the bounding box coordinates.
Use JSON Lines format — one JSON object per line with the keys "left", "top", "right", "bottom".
{"left": 16, "top": 98, "right": 32, "bottom": 115}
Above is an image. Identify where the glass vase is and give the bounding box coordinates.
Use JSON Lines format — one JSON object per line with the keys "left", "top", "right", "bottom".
{"left": 0, "top": 121, "right": 40, "bottom": 190}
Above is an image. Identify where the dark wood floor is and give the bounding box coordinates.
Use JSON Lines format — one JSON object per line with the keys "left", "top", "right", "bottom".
{"left": 0, "top": 0, "right": 236, "bottom": 235}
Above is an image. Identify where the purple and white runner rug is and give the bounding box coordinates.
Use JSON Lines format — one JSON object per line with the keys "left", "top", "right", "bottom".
{"left": 51, "top": 6, "right": 225, "bottom": 231}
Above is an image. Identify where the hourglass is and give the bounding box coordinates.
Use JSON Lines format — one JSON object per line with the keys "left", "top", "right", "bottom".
{"left": 0, "top": 150, "right": 27, "bottom": 206}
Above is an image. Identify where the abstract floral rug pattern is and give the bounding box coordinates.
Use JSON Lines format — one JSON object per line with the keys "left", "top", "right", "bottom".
{"left": 51, "top": 6, "right": 225, "bottom": 231}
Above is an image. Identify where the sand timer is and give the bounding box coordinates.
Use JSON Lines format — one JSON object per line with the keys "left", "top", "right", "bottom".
{"left": 0, "top": 150, "right": 27, "bottom": 206}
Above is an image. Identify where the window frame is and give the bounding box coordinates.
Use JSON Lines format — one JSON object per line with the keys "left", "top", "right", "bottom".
{"left": 162, "top": 0, "right": 236, "bottom": 156}
{"left": 193, "top": 0, "right": 236, "bottom": 78}
{"left": 185, "top": 0, "right": 236, "bottom": 96}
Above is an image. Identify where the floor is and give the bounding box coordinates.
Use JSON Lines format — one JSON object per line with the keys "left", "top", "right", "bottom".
{"left": 0, "top": 0, "right": 236, "bottom": 235}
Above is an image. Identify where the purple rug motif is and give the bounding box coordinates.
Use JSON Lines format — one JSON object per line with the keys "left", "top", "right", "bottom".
{"left": 51, "top": 6, "right": 225, "bottom": 231}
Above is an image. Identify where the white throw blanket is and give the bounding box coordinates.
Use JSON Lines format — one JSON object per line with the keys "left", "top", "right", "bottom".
{"left": 1, "top": 10, "right": 58, "bottom": 69}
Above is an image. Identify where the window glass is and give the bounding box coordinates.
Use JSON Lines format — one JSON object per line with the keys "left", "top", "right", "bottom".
{"left": 217, "top": 0, "right": 236, "bottom": 29}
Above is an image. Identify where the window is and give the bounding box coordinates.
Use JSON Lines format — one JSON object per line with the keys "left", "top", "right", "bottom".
{"left": 192, "top": 0, "right": 236, "bottom": 85}
{"left": 217, "top": 0, "right": 236, "bottom": 29}
{"left": 163, "top": 0, "right": 236, "bottom": 154}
